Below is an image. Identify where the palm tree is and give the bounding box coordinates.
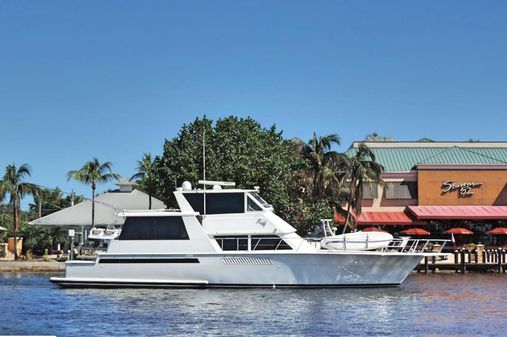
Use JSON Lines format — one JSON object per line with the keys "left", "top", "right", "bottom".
{"left": 298, "top": 132, "right": 343, "bottom": 201}
{"left": 67, "top": 158, "right": 119, "bottom": 226}
{"left": 130, "top": 153, "right": 157, "bottom": 209}
{"left": 342, "top": 143, "right": 384, "bottom": 233}
{"left": 0, "top": 164, "right": 40, "bottom": 259}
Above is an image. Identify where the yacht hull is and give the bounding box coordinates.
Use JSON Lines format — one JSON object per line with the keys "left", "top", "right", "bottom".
{"left": 50, "top": 252, "right": 423, "bottom": 288}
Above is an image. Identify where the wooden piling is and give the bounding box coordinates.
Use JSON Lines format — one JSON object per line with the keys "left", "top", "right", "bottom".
{"left": 498, "top": 249, "right": 503, "bottom": 274}
{"left": 461, "top": 250, "right": 466, "bottom": 273}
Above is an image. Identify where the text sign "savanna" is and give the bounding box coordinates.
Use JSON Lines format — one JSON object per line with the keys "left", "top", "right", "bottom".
{"left": 441, "top": 180, "right": 482, "bottom": 197}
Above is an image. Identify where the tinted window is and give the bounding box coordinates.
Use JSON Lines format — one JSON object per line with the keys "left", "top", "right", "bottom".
{"left": 183, "top": 192, "right": 245, "bottom": 214}
{"left": 385, "top": 182, "right": 417, "bottom": 200}
{"left": 247, "top": 196, "right": 262, "bottom": 211}
{"left": 251, "top": 235, "right": 292, "bottom": 250}
{"left": 215, "top": 236, "right": 248, "bottom": 251}
{"left": 362, "top": 183, "right": 378, "bottom": 199}
{"left": 119, "top": 216, "right": 189, "bottom": 240}
{"left": 249, "top": 192, "right": 271, "bottom": 208}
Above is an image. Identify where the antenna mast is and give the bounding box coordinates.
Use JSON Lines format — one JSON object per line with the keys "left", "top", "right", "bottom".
{"left": 203, "top": 128, "right": 206, "bottom": 217}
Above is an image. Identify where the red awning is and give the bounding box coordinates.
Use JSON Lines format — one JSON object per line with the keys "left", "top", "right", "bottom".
{"left": 407, "top": 206, "right": 507, "bottom": 220}
{"left": 334, "top": 211, "right": 413, "bottom": 225}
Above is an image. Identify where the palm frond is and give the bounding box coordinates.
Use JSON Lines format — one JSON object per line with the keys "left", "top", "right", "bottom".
{"left": 98, "top": 172, "right": 120, "bottom": 183}
{"left": 130, "top": 172, "right": 145, "bottom": 181}
{"left": 68, "top": 158, "right": 119, "bottom": 185}
{"left": 16, "top": 163, "right": 32, "bottom": 179}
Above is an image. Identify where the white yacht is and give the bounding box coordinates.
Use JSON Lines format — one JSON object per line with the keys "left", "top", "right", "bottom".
{"left": 51, "top": 182, "right": 446, "bottom": 288}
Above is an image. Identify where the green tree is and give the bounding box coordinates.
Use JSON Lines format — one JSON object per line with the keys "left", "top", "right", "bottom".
{"left": 19, "top": 223, "right": 67, "bottom": 255}
{"left": 342, "top": 143, "right": 384, "bottom": 233}
{"left": 67, "top": 158, "right": 119, "bottom": 226}
{"left": 296, "top": 132, "right": 346, "bottom": 202}
{"left": 130, "top": 153, "right": 157, "bottom": 209}
{"left": 0, "top": 164, "right": 40, "bottom": 259}
{"left": 153, "top": 116, "right": 312, "bottom": 230}
{"left": 30, "top": 187, "right": 84, "bottom": 218}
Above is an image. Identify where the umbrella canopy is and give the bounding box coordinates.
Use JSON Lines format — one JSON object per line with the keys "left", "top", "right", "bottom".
{"left": 485, "top": 227, "right": 507, "bottom": 235}
{"left": 443, "top": 227, "right": 474, "bottom": 235}
{"left": 0, "top": 226, "right": 6, "bottom": 232}
{"left": 399, "top": 228, "right": 431, "bottom": 236}
{"left": 361, "top": 227, "right": 387, "bottom": 233}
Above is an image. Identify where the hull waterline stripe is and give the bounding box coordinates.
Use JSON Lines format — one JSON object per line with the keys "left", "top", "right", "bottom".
{"left": 50, "top": 279, "right": 400, "bottom": 289}
{"left": 98, "top": 258, "right": 200, "bottom": 264}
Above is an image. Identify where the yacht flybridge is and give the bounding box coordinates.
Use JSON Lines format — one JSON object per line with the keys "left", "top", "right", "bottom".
{"left": 51, "top": 181, "right": 447, "bottom": 288}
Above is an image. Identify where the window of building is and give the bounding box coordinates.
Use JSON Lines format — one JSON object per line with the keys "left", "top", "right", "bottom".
{"left": 362, "top": 183, "right": 378, "bottom": 199}
{"left": 119, "top": 216, "right": 189, "bottom": 240}
{"left": 183, "top": 192, "right": 245, "bottom": 214}
{"left": 385, "top": 182, "right": 417, "bottom": 200}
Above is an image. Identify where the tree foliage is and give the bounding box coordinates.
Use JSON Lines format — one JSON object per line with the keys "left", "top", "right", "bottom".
{"left": 0, "top": 163, "right": 40, "bottom": 259}
{"left": 30, "top": 187, "right": 84, "bottom": 218}
{"left": 153, "top": 116, "right": 325, "bottom": 232}
{"left": 342, "top": 143, "right": 384, "bottom": 232}
{"left": 67, "top": 158, "right": 119, "bottom": 226}
{"left": 130, "top": 153, "right": 158, "bottom": 209}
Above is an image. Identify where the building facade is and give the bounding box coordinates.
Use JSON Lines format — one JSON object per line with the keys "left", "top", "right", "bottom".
{"left": 341, "top": 140, "right": 507, "bottom": 245}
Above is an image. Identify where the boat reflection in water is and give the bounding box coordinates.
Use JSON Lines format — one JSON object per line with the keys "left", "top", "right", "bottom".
{"left": 51, "top": 181, "right": 448, "bottom": 288}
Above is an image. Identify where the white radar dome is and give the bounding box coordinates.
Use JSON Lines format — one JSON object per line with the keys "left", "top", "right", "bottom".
{"left": 212, "top": 185, "right": 222, "bottom": 190}
{"left": 182, "top": 181, "right": 192, "bottom": 191}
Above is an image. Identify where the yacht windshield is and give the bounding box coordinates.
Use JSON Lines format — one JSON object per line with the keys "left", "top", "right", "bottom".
{"left": 249, "top": 192, "right": 271, "bottom": 208}
{"left": 247, "top": 196, "right": 262, "bottom": 211}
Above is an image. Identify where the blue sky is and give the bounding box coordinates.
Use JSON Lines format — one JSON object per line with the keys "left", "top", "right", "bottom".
{"left": 1, "top": 1, "right": 506, "bottom": 208}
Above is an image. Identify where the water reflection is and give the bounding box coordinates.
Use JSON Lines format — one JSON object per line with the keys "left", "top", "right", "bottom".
{"left": 0, "top": 273, "right": 505, "bottom": 337}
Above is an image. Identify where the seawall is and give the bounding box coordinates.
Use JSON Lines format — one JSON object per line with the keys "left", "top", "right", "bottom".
{"left": 0, "top": 260, "right": 65, "bottom": 272}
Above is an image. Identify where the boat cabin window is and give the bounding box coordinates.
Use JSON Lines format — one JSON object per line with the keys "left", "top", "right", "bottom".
{"left": 247, "top": 196, "right": 262, "bottom": 211}
{"left": 249, "top": 192, "right": 271, "bottom": 208}
{"left": 251, "top": 235, "right": 291, "bottom": 250}
{"left": 183, "top": 192, "right": 245, "bottom": 214}
{"left": 214, "top": 236, "right": 248, "bottom": 251}
{"left": 119, "top": 216, "right": 189, "bottom": 240}
{"left": 214, "top": 235, "right": 292, "bottom": 251}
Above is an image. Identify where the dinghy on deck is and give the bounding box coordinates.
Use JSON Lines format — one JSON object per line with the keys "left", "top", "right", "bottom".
{"left": 321, "top": 231, "right": 394, "bottom": 251}
{"left": 313, "top": 219, "right": 395, "bottom": 251}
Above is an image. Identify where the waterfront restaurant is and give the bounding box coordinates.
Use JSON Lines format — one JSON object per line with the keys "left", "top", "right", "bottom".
{"left": 338, "top": 140, "right": 507, "bottom": 247}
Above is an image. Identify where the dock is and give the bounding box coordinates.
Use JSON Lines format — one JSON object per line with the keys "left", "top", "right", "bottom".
{"left": 416, "top": 248, "right": 507, "bottom": 274}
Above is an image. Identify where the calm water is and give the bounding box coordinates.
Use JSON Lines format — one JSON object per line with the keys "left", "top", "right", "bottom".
{"left": 0, "top": 273, "right": 505, "bottom": 337}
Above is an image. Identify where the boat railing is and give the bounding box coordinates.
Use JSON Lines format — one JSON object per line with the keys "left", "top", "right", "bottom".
{"left": 382, "top": 238, "right": 450, "bottom": 253}
{"left": 215, "top": 236, "right": 290, "bottom": 251}
{"left": 304, "top": 235, "right": 450, "bottom": 253}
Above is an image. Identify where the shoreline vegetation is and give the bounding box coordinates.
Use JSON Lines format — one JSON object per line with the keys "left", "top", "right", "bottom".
{"left": 1, "top": 116, "right": 382, "bottom": 260}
